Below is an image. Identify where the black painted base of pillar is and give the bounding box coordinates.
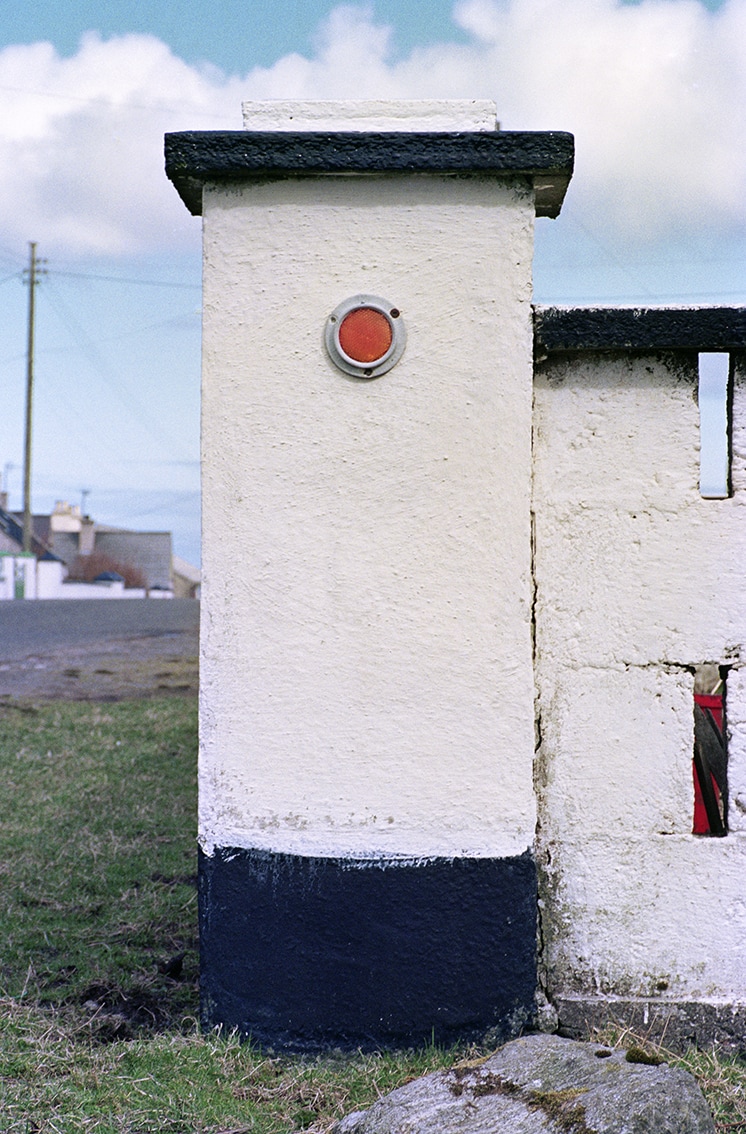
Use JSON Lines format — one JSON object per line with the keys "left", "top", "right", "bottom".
{"left": 199, "top": 846, "right": 538, "bottom": 1051}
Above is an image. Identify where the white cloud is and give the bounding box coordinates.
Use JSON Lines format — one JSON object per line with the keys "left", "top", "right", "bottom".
{"left": 0, "top": 32, "right": 245, "bottom": 255}
{"left": 0, "top": 1, "right": 744, "bottom": 256}
{"left": 448, "top": 0, "right": 746, "bottom": 233}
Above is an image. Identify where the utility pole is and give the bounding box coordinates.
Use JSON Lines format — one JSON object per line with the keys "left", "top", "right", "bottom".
{"left": 22, "top": 242, "right": 45, "bottom": 553}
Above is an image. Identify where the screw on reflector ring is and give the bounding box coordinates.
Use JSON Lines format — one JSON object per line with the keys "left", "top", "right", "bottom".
{"left": 325, "top": 294, "right": 406, "bottom": 378}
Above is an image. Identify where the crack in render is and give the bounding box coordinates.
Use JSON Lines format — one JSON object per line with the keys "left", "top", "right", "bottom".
{"left": 530, "top": 500, "right": 552, "bottom": 1008}
{"left": 621, "top": 658, "right": 742, "bottom": 673}
{"left": 545, "top": 659, "right": 742, "bottom": 674}
{"left": 530, "top": 387, "right": 553, "bottom": 1011}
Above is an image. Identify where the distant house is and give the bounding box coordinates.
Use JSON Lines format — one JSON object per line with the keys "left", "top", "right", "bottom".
{"left": 85, "top": 528, "right": 173, "bottom": 592}
{"left": 0, "top": 498, "right": 200, "bottom": 600}
{"left": 0, "top": 502, "right": 59, "bottom": 560}
{"left": 0, "top": 502, "right": 63, "bottom": 599}
{"left": 39, "top": 502, "right": 173, "bottom": 592}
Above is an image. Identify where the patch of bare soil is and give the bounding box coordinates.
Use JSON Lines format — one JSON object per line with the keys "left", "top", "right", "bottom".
{"left": 0, "top": 632, "right": 198, "bottom": 702}
{"left": 75, "top": 946, "right": 200, "bottom": 1043}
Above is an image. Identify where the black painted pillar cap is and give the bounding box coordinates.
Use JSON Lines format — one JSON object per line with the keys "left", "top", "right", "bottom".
{"left": 534, "top": 305, "right": 746, "bottom": 353}
{"left": 164, "top": 130, "right": 574, "bottom": 218}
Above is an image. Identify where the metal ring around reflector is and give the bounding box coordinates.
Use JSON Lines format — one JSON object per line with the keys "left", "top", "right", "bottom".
{"left": 325, "top": 294, "right": 406, "bottom": 378}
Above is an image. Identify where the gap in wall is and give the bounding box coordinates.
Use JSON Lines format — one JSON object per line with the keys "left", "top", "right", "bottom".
{"left": 698, "top": 353, "right": 731, "bottom": 499}
{"left": 693, "top": 664, "right": 728, "bottom": 836}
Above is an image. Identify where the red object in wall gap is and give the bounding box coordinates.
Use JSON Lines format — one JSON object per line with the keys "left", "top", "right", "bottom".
{"left": 693, "top": 692, "right": 724, "bottom": 835}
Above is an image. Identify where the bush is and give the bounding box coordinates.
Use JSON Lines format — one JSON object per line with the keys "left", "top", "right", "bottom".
{"left": 67, "top": 551, "right": 147, "bottom": 589}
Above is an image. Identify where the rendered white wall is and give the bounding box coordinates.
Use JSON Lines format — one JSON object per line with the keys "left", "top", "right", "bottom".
{"left": 533, "top": 351, "right": 746, "bottom": 1003}
{"left": 199, "top": 174, "right": 537, "bottom": 859}
{"left": 242, "top": 99, "right": 499, "bottom": 132}
{"left": 35, "top": 558, "right": 65, "bottom": 598}
{"left": 51, "top": 581, "right": 146, "bottom": 599}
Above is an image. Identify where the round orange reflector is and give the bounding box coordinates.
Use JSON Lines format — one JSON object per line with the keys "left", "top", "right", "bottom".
{"left": 338, "top": 307, "right": 393, "bottom": 364}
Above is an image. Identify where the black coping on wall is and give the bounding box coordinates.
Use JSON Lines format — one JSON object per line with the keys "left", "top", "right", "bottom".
{"left": 164, "top": 130, "right": 574, "bottom": 218}
{"left": 535, "top": 305, "right": 746, "bottom": 353}
{"left": 198, "top": 846, "right": 538, "bottom": 1051}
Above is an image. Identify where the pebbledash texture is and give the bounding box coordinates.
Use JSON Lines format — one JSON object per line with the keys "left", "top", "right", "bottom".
{"left": 165, "top": 100, "right": 746, "bottom": 1049}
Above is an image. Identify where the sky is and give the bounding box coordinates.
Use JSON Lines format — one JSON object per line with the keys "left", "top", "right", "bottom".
{"left": 0, "top": 0, "right": 744, "bottom": 565}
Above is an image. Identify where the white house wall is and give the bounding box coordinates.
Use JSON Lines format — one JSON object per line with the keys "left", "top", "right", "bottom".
{"left": 35, "top": 558, "right": 65, "bottom": 599}
{"left": 533, "top": 350, "right": 746, "bottom": 1021}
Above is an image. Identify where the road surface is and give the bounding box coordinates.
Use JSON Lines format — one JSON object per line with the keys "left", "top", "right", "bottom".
{"left": 0, "top": 599, "right": 199, "bottom": 701}
{"left": 0, "top": 599, "right": 199, "bottom": 660}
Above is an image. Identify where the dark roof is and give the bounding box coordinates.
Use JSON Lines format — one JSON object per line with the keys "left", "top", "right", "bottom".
{"left": 534, "top": 305, "right": 746, "bottom": 354}
{"left": 165, "top": 129, "right": 575, "bottom": 218}
{"left": 25, "top": 513, "right": 52, "bottom": 544}
{"left": 0, "top": 508, "right": 61, "bottom": 560}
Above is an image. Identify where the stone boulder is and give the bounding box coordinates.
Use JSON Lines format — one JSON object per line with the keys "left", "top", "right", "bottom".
{"left": 335, "top": 1034, "right": 715, "bottom": 1134}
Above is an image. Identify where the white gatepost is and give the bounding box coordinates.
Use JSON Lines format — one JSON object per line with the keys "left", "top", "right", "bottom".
{"left": 166, "top": 101, "right": 573, "bottom": 1048}
{"left": 0, "top": 552, "right": 37, "bottom": 599}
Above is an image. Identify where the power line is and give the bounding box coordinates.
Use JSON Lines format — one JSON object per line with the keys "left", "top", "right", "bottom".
{"left": 52, "top": 269, "right": 200, "bottom": 289}
{"left": 40, "top": 278, "right": 190, "bottom": 456}
{"left": 0, "top": 251, "right": 200, "bottom": 290}
{"left": 0, "top": 243, "right": 26, "bottom": 267}
{"left": 0, "top": 306, "right": 200, "bottom": 369}
{"left": 0, "top": 82, "right": 234, "bottom": 123}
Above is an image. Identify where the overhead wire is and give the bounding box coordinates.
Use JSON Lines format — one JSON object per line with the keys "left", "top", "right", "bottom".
{"left": 106, "top": 491, "right": 200, "bottom": 518}
{"left": 0, "top": 81, "right": 235, "bottom": 124}
{"left": 537, "top": 210, "right": 746, "bottom": 305}
{"left": 52, "top": 269, "right": 200, "bottom": 289}
{"left": 0, "top": 258, "right": 200, "bottom": 547}
{"left": 2, "top": 193, "right": 739, "bottom": 553}
{"left": 39, "top": 275, "right": 194, "bottom": 457}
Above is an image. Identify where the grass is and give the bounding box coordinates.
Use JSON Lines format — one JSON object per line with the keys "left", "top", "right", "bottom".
{"left": 0, "top": 998, "right": 463, "bottom": 1133}
{"left": 0, "top": 698, "right": 199, "bottom": 1030}
{"left": 1, "top": 697, "right": 746, "bottom": 1132}
{"left": 0, "top": 697, "right": 471, "bottom": 1133}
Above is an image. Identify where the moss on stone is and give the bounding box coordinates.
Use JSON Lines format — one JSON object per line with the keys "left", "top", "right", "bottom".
{"left": 447, "top": 1067, "right": 595, "bottom": 1132}
{"left": 525, "top": 1088, "right": 595, "bottom": 1134}
{"left": 625, "top": 1046, "right": 664, "bottom": 1067}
